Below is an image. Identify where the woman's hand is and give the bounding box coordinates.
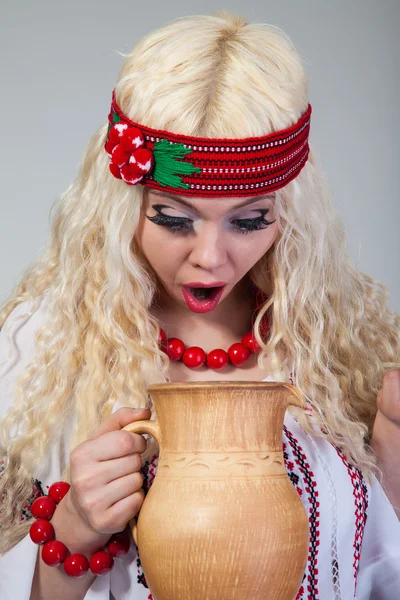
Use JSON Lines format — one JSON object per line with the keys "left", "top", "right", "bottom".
{"left": 372, "top": 369, "right": 400, "bottom": 517}
{"left": 375, "top": 369, "right": 400, "bottom": 426}
{"left": 65, "top": 407, "right": 151, "bottom": 536}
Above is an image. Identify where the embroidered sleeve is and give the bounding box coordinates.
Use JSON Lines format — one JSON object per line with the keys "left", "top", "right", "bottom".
{"left": 333, "top": 446, "right": 368, "bottom": 585}
{"left": 283, "top": 426, "right": 320, "bottom": 600}
{"left": 136, "top": 454, "right": 159, "bottom": 599}
{"left": 20, "top": 478, "right": 46, "bottom": 522}
{"left": 141, "top": 454, "right": 159, "bottom": 495}
{"left": 0, "top": 458, "right": 46, "bottom": 523}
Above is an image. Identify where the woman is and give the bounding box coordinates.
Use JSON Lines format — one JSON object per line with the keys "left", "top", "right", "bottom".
{"left": 0, "top": 12, "right": 399, "bottom": 600}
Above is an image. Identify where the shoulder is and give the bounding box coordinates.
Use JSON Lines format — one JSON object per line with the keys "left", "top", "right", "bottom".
{"left": 0, "top": 293, "right": 70, "bottom": 494}
{"left": 0, "top": 293, "right": 52, "bottom": 418}
{"left": 0, "top": 293, "right": 51, "bottom": 362}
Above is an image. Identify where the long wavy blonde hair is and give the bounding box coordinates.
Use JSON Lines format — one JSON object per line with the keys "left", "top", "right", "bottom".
{"left": 1, "top": 12, "right": 399, "bottom": 555}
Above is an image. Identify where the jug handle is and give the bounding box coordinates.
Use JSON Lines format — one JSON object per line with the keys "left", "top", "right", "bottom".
{"left": 280, "top": 383, "right": 306, "bottom": 409}
{"left": 121, "top": 419, "right": 162, "bottom": 546}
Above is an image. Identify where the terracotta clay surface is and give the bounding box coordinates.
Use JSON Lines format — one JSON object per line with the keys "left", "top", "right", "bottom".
{"left": 123, "top": 381, "right": 309, "bottom": 600}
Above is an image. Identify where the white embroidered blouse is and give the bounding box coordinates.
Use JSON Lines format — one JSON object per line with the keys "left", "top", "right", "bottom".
{"left": 0, "top": 296, "right": 399, "bottom": 599}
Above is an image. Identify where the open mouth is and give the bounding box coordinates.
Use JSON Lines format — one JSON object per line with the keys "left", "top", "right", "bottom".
{"left": 188, "top": 287, "right": 218, "bottom": 300}
{"left": 181, "top": 284, "right": 226, "bottom": 313}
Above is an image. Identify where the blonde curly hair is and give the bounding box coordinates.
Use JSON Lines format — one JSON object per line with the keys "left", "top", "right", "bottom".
{"left": 1, "top": 11, "right": 399, "bottom": 555}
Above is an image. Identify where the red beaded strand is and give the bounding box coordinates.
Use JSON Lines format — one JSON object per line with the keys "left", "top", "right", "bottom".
{"left": 29, "top": 482, "right": 131, "bottom": 578}
{"left": 160, "top": 331, "right": 260, "bottom": 369}
{"left": 158, "top": 290, "right": 270, "bottom": 370}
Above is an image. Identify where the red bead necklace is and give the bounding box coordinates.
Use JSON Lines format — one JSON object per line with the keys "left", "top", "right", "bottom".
{"left": 158, "top": 305, "right": 271, "bottom": 370}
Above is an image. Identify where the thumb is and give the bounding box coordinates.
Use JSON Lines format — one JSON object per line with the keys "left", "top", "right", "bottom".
{"left": 90, "top": 407, "right": 151, "bottom": 440}
{"left": 377, "top": 370, "right": 400, "bottom": 425}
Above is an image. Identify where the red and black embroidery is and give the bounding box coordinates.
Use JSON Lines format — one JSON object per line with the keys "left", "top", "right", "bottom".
{"left": 141, "top": 454, "right": 159, "bottom": 495}
{"left": 20, "top": 478, "right": 46, "bottom": 522}
{"left": 283, "top": 426, "right": 320, "bottom": 600}
{"left": 1, "top": 458, "right": 47, "bottom": 525}
{"left": 136, "top": 555, "right": 149, "bottom": 587}
{"left": 334, "top": 446, "right": 368, "bottom": 592}
{"left": 1, "top": 459, "right": 46, "bottom": 523}
{"left": 137, "top": 457, "right": 159, "bottom": 599}
{"left": 135, "top": 556, "right": 154, "bottom": 599}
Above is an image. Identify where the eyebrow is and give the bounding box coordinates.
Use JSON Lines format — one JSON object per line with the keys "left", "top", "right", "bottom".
{"left": 148, "top": 189, "right": 274, "bottom": 211}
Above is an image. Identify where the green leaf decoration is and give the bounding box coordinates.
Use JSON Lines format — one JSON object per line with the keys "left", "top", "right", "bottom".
{"left": 107, "top": 111, "right": 121, "bottom": 134}
{"left": 152, "top": 139, "right": 201, "bottom": 189}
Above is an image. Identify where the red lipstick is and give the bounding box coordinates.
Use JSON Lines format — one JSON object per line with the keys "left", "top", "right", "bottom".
{"left": 181, "top": 282, "right": 226, "bottom": 313}
{"left": 184, "top": 281, "right": 227, "bottom": 288}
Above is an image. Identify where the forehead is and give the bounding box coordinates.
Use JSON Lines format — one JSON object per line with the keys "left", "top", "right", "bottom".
{"left": 145, "top": 189, "right": 275, "bottom": 213}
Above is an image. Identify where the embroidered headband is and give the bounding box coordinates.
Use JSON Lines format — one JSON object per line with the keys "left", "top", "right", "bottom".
{"left": 105, "top": 89, "right": 312, "bottom": 198}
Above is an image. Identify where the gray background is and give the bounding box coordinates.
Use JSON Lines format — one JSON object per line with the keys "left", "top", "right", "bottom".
{"left": 1, "top": 0, "right": 399, "bottom": 311}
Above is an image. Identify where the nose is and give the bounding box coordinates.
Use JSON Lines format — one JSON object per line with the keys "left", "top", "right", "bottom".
{"left": 188, "top": 223, "right": 227, "bottom": 271}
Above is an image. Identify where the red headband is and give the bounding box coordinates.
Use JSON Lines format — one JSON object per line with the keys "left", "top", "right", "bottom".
{"left": 105, "top": 89, "right": 312, "bottom": 198}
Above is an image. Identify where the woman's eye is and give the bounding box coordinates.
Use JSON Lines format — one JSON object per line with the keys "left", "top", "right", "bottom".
{"left": 146, "top": 205, "right": 193, "bottom": 233}
{"left": 146, "top": 205, "right": 275, "bottom": 235}
{"left": 231, "top": 210, "right": 275, "bottom": 235}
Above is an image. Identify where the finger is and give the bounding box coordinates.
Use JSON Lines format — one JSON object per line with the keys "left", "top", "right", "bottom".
{"left": 377, "top": 370, "right": 400, "bottom": 424}
{"left": 98, "top": 453, "right": 144, "bottom": 485}
{"left": 90, "top": 407, "right": 151, "bottom": 440}
{"left": 103, "top": 471, "right": 144, "bottom": 508}
{"left": 85, "top": 429, "right": 148, "bottom": 462}
{"left": 103, "top": 489, "right": 145, "bottom": 531}
{"left": 383, "top": 369, "right": 400, "bottom": 396}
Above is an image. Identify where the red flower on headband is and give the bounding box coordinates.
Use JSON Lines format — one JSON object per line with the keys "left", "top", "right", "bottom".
{"left": 105, "top": 123, "right": 154, "bottom": 185}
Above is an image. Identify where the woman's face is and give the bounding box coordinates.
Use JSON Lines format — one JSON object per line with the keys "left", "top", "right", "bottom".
{"left": 136, "top": 189, "right": 279, "bottom": 313}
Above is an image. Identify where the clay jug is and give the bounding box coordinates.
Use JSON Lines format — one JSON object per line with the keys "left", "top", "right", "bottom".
{"left": 123, "top": 381, "right": 309, "bottom": 600}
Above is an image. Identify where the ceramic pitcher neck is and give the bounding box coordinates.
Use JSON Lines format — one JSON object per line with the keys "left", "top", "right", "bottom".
{"left": 148, "top": 382, "right": 293, "bottom": 453}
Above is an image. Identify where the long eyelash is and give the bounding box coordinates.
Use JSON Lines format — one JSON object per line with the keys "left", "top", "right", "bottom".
{"left": 146, "top": 205, "right": 275, "bottom": 235}
{"left": 147, "top": 214, "right": 192, "bottom": 231}
{"left": 234, "top": 217, "right": 275, "bottom": 235}
{"left": 146, "top": 212, "right": 193, "bottom": 232}
{"left": 232, "top": 210, "right": 276, "bottom": 235}
{"left": 146, "top": 204, "right": 192, "bottom": 229}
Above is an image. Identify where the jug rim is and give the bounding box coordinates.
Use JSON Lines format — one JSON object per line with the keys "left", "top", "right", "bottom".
{"left": 147, "top": 381, "right": 296, "bottom": 393}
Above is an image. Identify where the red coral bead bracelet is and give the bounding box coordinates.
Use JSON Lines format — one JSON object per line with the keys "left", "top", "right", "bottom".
{"left": 29, "top": 482, "right": 131, "bottom": 577}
